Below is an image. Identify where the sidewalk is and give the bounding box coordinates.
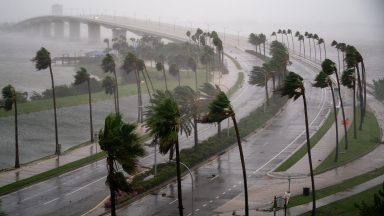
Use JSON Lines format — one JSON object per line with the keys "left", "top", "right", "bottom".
{"left": 215, "top": 91, "right": 384, "bottom": 215}
{"left": 0, "top": 143, "right": 100, "bottom": 187}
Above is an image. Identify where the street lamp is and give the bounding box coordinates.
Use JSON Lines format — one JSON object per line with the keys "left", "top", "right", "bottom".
{"left": 170, "top": 160, "right": 194, "bottom": 215}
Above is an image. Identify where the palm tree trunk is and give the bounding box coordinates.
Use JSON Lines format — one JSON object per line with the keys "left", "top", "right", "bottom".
{"left": 323, "top": 43, "right": 327, "bottom": 59}
{"left": 291, "top": 34, "right": 294, "bottom": 51}
{"left": 361, "top": 61, "right": 367, "bottom": 124}
{"left": 299, "top": 41, "right": 302, "bottom": 56}
{"left": 265, "top": 75, "right": 269, "bottom": 105}
{"left": 134, "top": 69, "right": 142, "bottom": 123}
{"left": 193, "top": 117, "right": 198, "bottom": 148}
{"left": 302, "top": 92, "right": 316, "bottom": 216}
{"left": 342, "top": 52, "right": 345, "bottom": 71}
{"left": 141, "top": 69, "right": 153, "bottom": 101}
{"left": 356, "top": 65, "right": 364, "bottom": 130}
{"left": 113, "top": 70, "right": 119, "bottom": 115}
{"left": 313, "top": 40, "right": 317, "bottom": 62}
{"left": 175, "top": 140, "right": 184, "bottom": 216}
{"left": 308, "top": 40, "right": 312, "bottom": 59}
{"left": 335, "top": 71, "right": 349, "bottom": 150}
{"left": 318, "top": 44, "right": 322, "bottom": 62}
{"left": 330, "top": 84, "right": 339, "bottom": 162}
{"left": 14, "top": 98, "right": 20, "bottom": 168}
{"left": 49, "top": 64, "right": 60, "bottom": 155}
{"left": 286, "top": 35, "right": 290, "bottom": 50}
{"left": 303, "top": 40, "right": 306, "bottom": 58}
{"left": 144, "top": 66, "right": 155, "bottom": 92}
{"left": 353, "top": 78, "right": 357, "bottom": 139}
{"left": 337, "top": 50, "right": 341, "bottom": 75}
{"left": 231, "top": 114, "right": 249, "bottom": 216}
{"left": 162, "top": 65, "right": 168, "bottom": 91}
{"left": 87, "top": 80, "right": 94, "bottom": 143}
{"left": 263, "top": 43, "right": 266, "bottom": 56}
{"left": 107, "top": 156, "right": 116, "bottom": 216}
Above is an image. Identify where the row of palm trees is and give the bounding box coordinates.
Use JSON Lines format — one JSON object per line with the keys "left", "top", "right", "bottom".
{"left": 248, "top": 33, "right": 267, "bottom": 56}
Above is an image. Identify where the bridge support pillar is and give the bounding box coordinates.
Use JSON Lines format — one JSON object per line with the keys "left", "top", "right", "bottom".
{"left": 40, "top": 21, "right": 51, "bottom": 38}
{"left": 69, "top": 21, "right": 80, "bottom": 40}
{"left": 88, "top": 22, "right": 100, "bottom": 42}
{"left": 54, "top": 20, "right": 64, "bottom": 38}
{"left": 112, "top": 28, "right": 127, "bottom": 39}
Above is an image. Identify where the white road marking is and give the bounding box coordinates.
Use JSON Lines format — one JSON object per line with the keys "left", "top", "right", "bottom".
{"left": 216, "top": 196, "right": 220, "bottom": 199}
{"left": 169, "top": 199, "right": 178, "bottom": 205}
{"left": 43, "top": 197, "right": 59, "bottom": 205}
{"left": 20, "top": 186, "right": 58, "bottom": 202}
{"left": 203, "top": 203, "right": 207, "bottom": 207}
{"left": 65, "top": 176, "right": 105, "bottom": 196}
{"left": 210, "top": 175, "right": 219, "bottom": 181}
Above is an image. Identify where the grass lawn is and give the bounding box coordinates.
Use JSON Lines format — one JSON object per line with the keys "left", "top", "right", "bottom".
{"left": 300, "top": 182, "right": 384, "bottom": 216}
{"left": 288, "top": 166, "right": 384, "bottom": 207}
{"left": 275, "top": 109, "right": 337, "bottom": 171}
{"left": 315, "top": 110, "right": 380, "bottom": 173}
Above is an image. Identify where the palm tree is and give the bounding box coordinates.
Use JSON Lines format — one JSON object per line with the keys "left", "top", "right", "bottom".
{"left": 122, "top": 53, "right": 143, "bottom": 123}
{"left": 199, "top": 89, "right": 249, "bottom": 216}
{"left": 186, "top": 30, "right": 191, "bottom": 42}
{"left": 1, "top": 85, "right": 19, "bottom": 168}
{"left": 312, "top": 34, "right": 318, "bottom": 62}
{"left": 288, "top": 29, "right": 294, "bottom": 52}
{"left": 277, "top": 29, "right": 283, "bottom": 43}
{"left": 342, "top": 68, "right": 357, "bottom": 138}
{"left": 317, "top": 38, "right": 323, "bottom": 62}
{"left": 98, "top": 114, "right": 145, "bottom": 216}
{"left": 322, "top": 59, "right": 349, "bottom": 150}
{"left": 271, "top": 31, "right": 277, "bottom": 41}
{"left": 32, "top": 47, "right": 60, "bottom": 155}
{"left": 282, "top": 29, "right": 289, "bottom": 50}
{"left": 248, "top": 33, "right": 258, "bottom": 53}
{"left": 319, "top": 38, "right": 326, "bottom": 59}
{"left": 101, "top": 54, "right": 119, "bottom": 114}
{"left": 305, "top": 32, "right": 312, "bottom": 59}
{"left": 145, "top": 90, "right": 192, "bottom": 216}
{"left": 249, "top": 64, "right": 272, "bottom": 105}
{"left": 187, "top": 57, "right": 198, "bottom": 90}
{"left": 313, "top": 71, "right": 339, "bottom": 162}
{"left": 331, "top": 40, "right": 341, "bottom": 73}
{"left": 74, "top": 67, "right": 94, "bottom": 142}
{"left": 259, "top": 33, "right": 267, "bottom": 56}
{"left": 169, "top": 63, "right": 181, "bottom": 86}
{"left": 298, "top": 34, "right": 305, "bottom": 57}
{"left": 156, "top": 62, "right": 168, "bottom": 91}
{"left": 199, "top": 83, "right": 223, "bottom": 138}
{"left": 102, "top": 76, "right": 117, "bottom": 112}
{"left": 174, "top": 86, "right": 200, "bottom": 148}
{"left": 281, "top": 71, "right": 316, "bottom": 215}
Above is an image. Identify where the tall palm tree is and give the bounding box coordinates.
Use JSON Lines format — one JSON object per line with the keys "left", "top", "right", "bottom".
{"left": 319, "top": 38, "right": 326, "bottom": 59}
{"left": 288, "top": 29, "right": 294, "bottom": 52}
{"left": 1, "top": 85, "right": 19, "bottom": 168}
{"left": 282, "top": 29, "right": 289, "bottom": 50}
{"left": 74, "top": 67, "right": 94, "bottom": 142}
{"left": 322, "top": 59, "right": 349, "bottom": 150}
{"left": 271, "top": 31, "right": 277, "bottom": 41}
{"left": 199, "top": 89, "right": 249, "bottom": 216}
{"left": 199, "top": 83, "right": 222, "bottom": 138}
{"left": 102, "top": 76, "right": 117, "bottom": 113}
{"left": 312, "top": 34, "right": 318, "bottom": 62}
{"left": 281, "top": 72, "right": 316, "bottom": 215}
{"left": 156, "top": 62, "right": 168, "bottom": 91}
{"left": 305, "top": 32, "right": 312, "bottom": 59}
{"left": 169, "top": 63, "right": 181, "bottom": 86}
{"left": 99, "top": 114, "right": 145, "bottom": 216}
{"left": 277, "top": 29, "right": 283, "bottom": 43}
{"left": 249, "top": 64, "right": 272, "bottom": 105}
{"left": 145, "top": 90, "right": 192, "bottom": 216}
{"left": 342, "top": 68, "right": 357, "bottom": 138}
{"left": 295, "top": 31, "right": 301, "bottom": 55}
{"left": 331, "top": 40, "right": 341, "bottom": 73}
{"left": 248, "top": 33, "right": 258, "bottom": 53}
{"left": 317, "top": 38, "right": 323, "bottom": 62}
{"left": 338, "top": 43, "right": 347, "bottom": 71}
{"left": 174, "top": 86, "right": 200, "bottom": 148}
{"left": 122, "top": 53, "right": 143, "bottom": 123}
{"left": 101, "top": 54, "right": 119, "bottom": 114}
{"left": 259, "top": 33, "right": 267, "bottom": 56}
{"left": 32, "top": 47, "right": 60, "bottom": 155}
{"left": 313, "top": 71, "right": 339, "bottom": 162}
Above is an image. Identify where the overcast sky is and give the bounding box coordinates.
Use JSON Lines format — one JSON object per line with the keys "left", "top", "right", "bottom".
{"left": 1, "top": 0, "right": 383, "bottom": 41}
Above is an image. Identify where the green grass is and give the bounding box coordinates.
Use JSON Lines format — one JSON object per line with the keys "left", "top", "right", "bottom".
{"left": 300, "top": 182, "right": 383, "bottom": 216}
{"left": 224, "top": 53, "right": 242, "bottom": 70}
{"left": 288, "top": 165, "right": 384, "bottom": 208}
{"left": 275, "top": 110, "right": 337, "bottom": 171}
{"left": 227, "top": 72, "right": 244, "bottom": 97}
{"left": 315, "top": 110, "right": 380, "bottom": 173}
{"left": 0, "top": 151, "right": 106, "bottom": 196}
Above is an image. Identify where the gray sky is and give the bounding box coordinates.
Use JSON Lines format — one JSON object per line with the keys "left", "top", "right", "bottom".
{"left": 1, "top": 0, "right": 383, "bottom": 41}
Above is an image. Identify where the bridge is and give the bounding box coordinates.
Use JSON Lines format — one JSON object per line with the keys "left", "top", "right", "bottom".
{"left": 11, "top": 15, "right": 189, "bottom": 43}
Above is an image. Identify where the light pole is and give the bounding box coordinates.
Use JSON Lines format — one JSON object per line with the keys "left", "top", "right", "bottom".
{"left": 171, "top": 160, "right": 194, "bottom": 215}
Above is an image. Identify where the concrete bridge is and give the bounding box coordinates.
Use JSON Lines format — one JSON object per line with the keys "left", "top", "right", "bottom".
{"left": 12, "top": 15, "right": 186, "bottom": 43}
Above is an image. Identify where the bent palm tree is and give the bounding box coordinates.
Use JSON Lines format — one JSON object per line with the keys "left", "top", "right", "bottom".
{"left": 322, "top": 59, "right": 349, "bottom": 150}
{"left": 156, "top": 62, "right": 168, "bottom": 91}
{"left": 342, "top": 68, "right": 357, "bottom": 138}
{"left": 102, "top": 76, "right": 117, "bottom": 113}
{"left": 200, "top": 90, "right": 249, "bottom": 216}
{"left": 74, "top": 67, "right": 94, "bottom": 142}
{"left": 32, "top": 47, "right": 60, "bottom": 155}
{"left": 249, "top": 64, "right": 272, "bottom": 105}
{"left": 313, "top": 71, "right": 339, "bottom": 161}
{"left": 1, "top": 85, "right": 19, "bottom": 168}
{"left": 281, "top": 72, "right": 316, "bottom": 215}
{"left": 331, "top": 40, "right": 341, "bottom": 73}
{"left": 169, "top": 63, "right": 181, "bottom": 86}
{"left": 99, "top": 114, "right": 145, "bottom": 216}
{"left": 101, "top": 54, "right": 119, "bottom": 114}
{"left": 145, "top": 90, "right": 192, "bottom": 216}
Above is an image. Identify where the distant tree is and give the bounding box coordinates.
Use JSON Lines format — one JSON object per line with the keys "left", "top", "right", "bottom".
{"left": 1, "top": 85, "right": 20, "bottom": 168}
{"left": 304, "top": 32, "right": 312, "bottom": 59}
{"left": 287, "top": 29, "right": 294, "bottom": 52}
{"left": 101, "top": 54, "right": 119, "bottom": 114}
{"left": 32, "top": 47, "right": 60, "bottom": 155}
{"left": 169, "top": 63, "right": 181, "bottom": 86}
{"left": 74, "top": 67, "right": 94, "bottom": 142}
